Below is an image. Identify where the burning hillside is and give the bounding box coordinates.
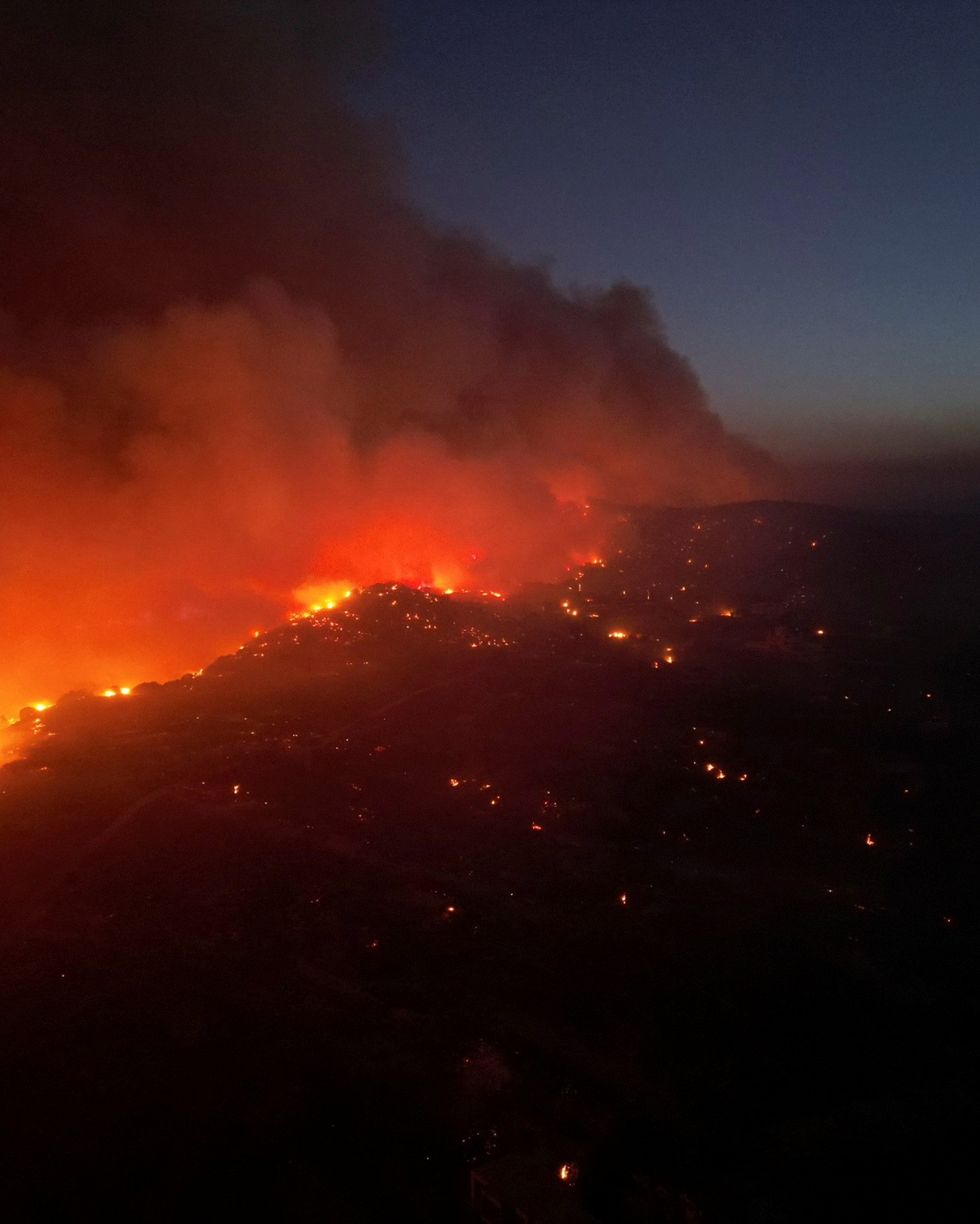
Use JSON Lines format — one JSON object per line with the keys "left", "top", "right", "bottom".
{"left": 0, "top": 1, "right": 774, "bottom": 718}
{"left": 2, "top": 501, "right": 977, "bottom": 1219}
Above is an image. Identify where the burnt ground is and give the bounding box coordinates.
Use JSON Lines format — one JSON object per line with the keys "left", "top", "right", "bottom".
{"left": 1, "top": 502, "right": 978, "bottom": 1221}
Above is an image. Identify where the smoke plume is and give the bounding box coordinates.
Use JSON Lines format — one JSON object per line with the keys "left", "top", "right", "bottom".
{"left": 0, "top": 1, "right": 770, "bottom": 714}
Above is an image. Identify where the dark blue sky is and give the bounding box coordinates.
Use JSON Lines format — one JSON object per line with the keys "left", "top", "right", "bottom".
{"left": 358, "top": 0, "right": 979, "bottom": 457}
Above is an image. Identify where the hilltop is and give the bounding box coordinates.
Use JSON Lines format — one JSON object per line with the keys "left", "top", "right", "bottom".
{"left": 1, "top": 502, "right": 978, "bottom": 1221}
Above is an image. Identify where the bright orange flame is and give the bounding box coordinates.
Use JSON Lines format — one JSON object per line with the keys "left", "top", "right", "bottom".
{"left": 292, "top": 580, "right": 357, "bottom": 615}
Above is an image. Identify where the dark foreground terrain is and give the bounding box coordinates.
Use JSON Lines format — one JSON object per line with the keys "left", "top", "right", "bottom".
{"left": 2, "top": 502, "right": 978, "bottom": 1221}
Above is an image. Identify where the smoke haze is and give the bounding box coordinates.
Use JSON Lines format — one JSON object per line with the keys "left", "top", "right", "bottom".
{"left": 1, "top": 1, "right": 771, "bottom": 714}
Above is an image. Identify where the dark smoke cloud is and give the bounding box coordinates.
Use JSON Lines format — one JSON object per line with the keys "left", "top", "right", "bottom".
{"left": 0, "top": 0, "right": 773, "bottom": 713}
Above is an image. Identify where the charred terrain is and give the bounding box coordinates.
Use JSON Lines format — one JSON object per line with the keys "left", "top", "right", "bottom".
{"left": 2, "top": 501, "right": 978, "bottom": 1221}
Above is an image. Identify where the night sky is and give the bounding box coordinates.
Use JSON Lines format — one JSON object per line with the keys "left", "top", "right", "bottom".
{"left": 359, "top": 0, "right": 980, "bottom": 458}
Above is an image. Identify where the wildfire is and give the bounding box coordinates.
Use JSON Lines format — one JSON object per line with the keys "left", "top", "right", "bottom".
{"left": 292, "top": 580, "right": 357, "bottom": 617}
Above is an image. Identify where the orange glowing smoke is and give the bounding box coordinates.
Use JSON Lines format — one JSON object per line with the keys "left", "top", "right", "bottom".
{"left": 0, "top": 285, "right": 766, "bottom": 718}
{"left": 0, "top": 6, "right": 773, "bottom": 719}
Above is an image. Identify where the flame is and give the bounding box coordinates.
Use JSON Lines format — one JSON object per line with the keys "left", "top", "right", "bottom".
{"left": 0, "top": 0, "right": 774, "bottom": 722}
{"left": 292, "top": 580, "right": 357, "bottom": 616}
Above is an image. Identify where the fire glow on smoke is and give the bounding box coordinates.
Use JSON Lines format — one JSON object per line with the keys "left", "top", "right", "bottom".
{"left": 0, "top": 2, "right": 772, "bottom": 718}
